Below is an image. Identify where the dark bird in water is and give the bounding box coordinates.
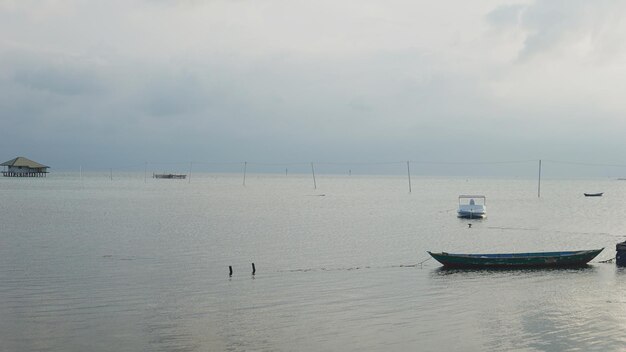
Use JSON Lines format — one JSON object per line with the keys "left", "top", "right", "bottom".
{"left": 468, "top": 224, "right": 472, "bottom": 228}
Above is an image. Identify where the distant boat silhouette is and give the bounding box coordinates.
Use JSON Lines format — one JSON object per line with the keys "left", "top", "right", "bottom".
{"left": 584, "top": 192, "right": 603, "bottom": 197}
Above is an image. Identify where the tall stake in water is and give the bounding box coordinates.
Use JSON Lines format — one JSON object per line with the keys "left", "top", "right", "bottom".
{"left": 243, "top": 161, "right": 247, "bottom": 186}
{"left": 538, "top": 159, "right": 542, "bottom": 198}
{"left": 407, "top": 161, "right": 412, "bottom": 193}
{"left": 311, "top": 162, "right": 317, "bottom": 190}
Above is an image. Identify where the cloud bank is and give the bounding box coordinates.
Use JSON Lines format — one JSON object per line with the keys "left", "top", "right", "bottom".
{"left": 2, "top": 0, "right": 626, "bottom": 175}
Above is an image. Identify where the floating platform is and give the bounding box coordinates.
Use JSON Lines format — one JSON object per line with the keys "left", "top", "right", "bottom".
{"left": 153, "top": 173, "right": 187, "bottom": 179}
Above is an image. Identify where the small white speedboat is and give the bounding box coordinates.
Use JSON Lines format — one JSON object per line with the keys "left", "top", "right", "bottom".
{"left": 457, "top": 195, "right": 486, "bottom": 219}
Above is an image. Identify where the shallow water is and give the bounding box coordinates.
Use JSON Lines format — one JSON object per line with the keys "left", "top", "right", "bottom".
{"left": 1, "top": 174, "right": 625, "bottom": 351}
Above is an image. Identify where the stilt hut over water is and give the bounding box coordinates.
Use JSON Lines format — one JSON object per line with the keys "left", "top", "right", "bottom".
{"left": 1, "top": 157, "right": 49, "bottom": 177}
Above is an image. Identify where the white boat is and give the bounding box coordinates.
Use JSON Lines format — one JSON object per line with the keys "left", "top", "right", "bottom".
{"left": 457, "top": 195, "right": 486, "bottom": 219}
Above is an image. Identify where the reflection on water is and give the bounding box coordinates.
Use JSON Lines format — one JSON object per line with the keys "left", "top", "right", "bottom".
{"left": 431, "top": 265, "right": 596, "bottom": 276}
{"left": 2, "top": 175, "right": 626, "bottom": 351}
{"left": 429, "top": 264, "right": 626, "bottom": 351}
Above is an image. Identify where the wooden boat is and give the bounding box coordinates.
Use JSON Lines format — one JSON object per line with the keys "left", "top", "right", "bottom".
{"left": 427, "top": 248, "right": 603, "bottom": 268}
{"left": 584, "top": 192, "right": 603, "bottom": 197}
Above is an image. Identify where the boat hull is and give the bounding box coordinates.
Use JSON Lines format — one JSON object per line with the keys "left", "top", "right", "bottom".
{"left": 584, "top": 193, "right": 603, "bottom": 197}
{"left": 428, "top": 249, "right": 603, "bottom": 268}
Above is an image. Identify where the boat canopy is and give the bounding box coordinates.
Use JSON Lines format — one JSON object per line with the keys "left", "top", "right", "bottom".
{"left": 458, "top": 195, "right": 486, "bottom": 204}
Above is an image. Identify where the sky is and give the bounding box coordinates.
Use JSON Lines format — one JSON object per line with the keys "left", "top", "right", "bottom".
{"left": 2, "top": 0, "right": 626, "bottom": 176}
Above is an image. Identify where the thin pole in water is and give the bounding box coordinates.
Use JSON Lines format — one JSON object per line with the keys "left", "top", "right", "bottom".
{"left": 538, "top": 159, "right": 542, "bottom": 198}
{"left": 252, "top": 263, "right": 256, "bottom": 275}
{"left": 311, "top": 162, "right": 317, "bottom": 190}
{"left": 243, "top": 161, "right": 247, "bottom": 186}
{"left": 285, "top": 168, "right": 288, "bottom": 176}
{"left": 407, "top": 161, "right": 412, "bottom": 193}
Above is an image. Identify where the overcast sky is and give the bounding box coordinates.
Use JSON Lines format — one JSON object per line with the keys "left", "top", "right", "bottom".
{"left": 2, "top": 0, "right": 626, "bottom": 175}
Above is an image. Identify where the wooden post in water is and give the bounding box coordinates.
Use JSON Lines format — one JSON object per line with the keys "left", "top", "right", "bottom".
{"left": 407, "top": 161, "right": 412, "bottom": 193}
{"left": 311, "top": 162, "right": 317, "bottom": 190}
{"left": 537, "top": 159, "right": 542, "bottom": 198}
{"left": 243, "top": 161, "right": 247, "bottom": 186}
{"left": 229, "top": 266, "right": 233, "bottom": 276}
{"left": 252, "top": 263, "right": 256, "bottom": 275}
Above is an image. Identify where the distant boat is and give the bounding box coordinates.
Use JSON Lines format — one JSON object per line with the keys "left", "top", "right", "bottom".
{"left": 427, "top": 248, "right": 603, "bottom": 268}
{"left": 457, "top": 195, "right": 486, "bottom": 219}
{"left": 153, "top": 173, "right": 187, "bottom": 179}
{"left": 584, "top": 192, "right": 603, "bottom": 197}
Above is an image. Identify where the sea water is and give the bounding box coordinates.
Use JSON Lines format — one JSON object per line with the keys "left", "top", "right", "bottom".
{"left": 1, "top": 174, "right": 626, "bottom": 351}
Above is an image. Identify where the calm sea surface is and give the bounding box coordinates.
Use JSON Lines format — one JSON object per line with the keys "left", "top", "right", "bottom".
{"left": 2, "top": 174, "right": 626, "bottom": 351}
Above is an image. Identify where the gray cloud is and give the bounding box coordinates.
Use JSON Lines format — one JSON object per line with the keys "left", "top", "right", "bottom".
{"left": 486, "top": 4, "right": 526, "bottom": 28}
{"left": 487, "top": 0, "right": 626, "bottom": 62}
{"left": 139, "top": 72, "right": 210, "bottom": 117}
{"left": 12, "top": 64, "right": 103, "bottom": 96}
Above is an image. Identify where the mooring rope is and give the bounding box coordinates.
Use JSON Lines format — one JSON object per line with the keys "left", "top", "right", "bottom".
{"left": 418, "top": 257, "right": 432, "bottom": 266}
